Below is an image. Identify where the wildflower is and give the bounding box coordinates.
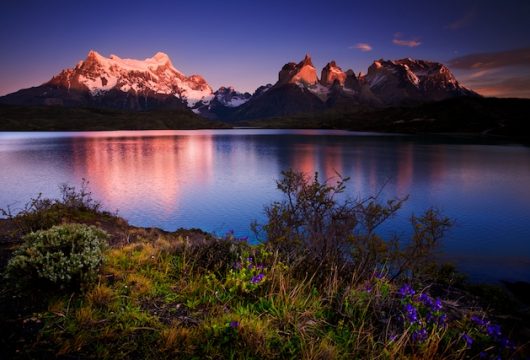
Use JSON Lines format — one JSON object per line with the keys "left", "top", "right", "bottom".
{"left": 499, "top": 337, "right": 515, "bottom": 350}
{"left": 398, "top": 284, "right": 415, "bottom": 297}
{"left": 374, "top": 271, "right": 385, "bottom": 279}
{"left": 246, "top": 257, "right": 253, "bottom": 263}
{"left": 471, "top": 315, "right": 487, "bottom": 327}
{"left": 233, "top": 262, "right": 242, "bottom": 270}
{"left": 432, "top": 298, "right": 443, "bottom": 311}
{"left": 250, "top": 273, "right": 265, "bottom": 284}
{"left": 419, "top": 293, "right": 433, "bottom": 307}
{"left": 404, "top": 303, "right": 419, "bottom": 323}
{"left": 486, "top": 323, "right": 502, "bottom": 338}
{"left": 364, "top": 282, "right": 373, "bottom": 293}
{"left": 462, "top": 333, "right": 474, "bottom": 348}
{"left": 411, "top": 328, "right": 428, "bottom": 342}
{"left": 229, "top": 321, "right": 239, "bottom": 328}
{"left": 437, "top": 313, "right": 447, "bottom": 326}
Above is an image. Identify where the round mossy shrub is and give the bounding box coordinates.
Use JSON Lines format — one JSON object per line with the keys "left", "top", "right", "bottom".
{"left": 5, "top": 223, "right": 108, "bottom": 288}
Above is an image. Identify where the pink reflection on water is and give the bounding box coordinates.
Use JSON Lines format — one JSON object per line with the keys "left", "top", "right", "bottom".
{"left": 71, "top": 134, "right": 213, "bottom": 217}
{"left": 397, "top": 143, "right": 414, "bottom": 196}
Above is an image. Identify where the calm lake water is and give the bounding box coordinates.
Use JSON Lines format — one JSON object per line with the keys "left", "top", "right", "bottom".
{"left": 1, "top": 129, "right": 529, "bottom": 283}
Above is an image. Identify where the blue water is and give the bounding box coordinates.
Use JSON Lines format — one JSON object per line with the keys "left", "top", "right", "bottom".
{"left": 1, "top": 129, "right": 529, "bottom": 283}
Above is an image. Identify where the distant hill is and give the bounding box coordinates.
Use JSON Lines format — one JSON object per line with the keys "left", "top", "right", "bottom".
{"left": 0, "top": 105, "right": 229, "bottom": 131}
{"left": 242, "top": 97, "right": 530, "bottom": 141}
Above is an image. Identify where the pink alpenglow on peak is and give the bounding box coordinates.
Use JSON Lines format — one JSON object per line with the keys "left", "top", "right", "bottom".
{"left": 50, "top": 50, "right": 213, "bottom": 107}
{"left": 278, "top": 54, "right": 318, "bottom": 86}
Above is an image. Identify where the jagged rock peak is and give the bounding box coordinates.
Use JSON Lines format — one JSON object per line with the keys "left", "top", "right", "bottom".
{"left": 321, "top": 60, "right": 346, "bottom": 87}
{"left": 278, "top": 54, "right": 318, "bottom": 86}
{"left": 299, "top": 54, "right": 314, "bottom": 67}
{"left": 364, "top": 57, "right": 476, "bottom": 104}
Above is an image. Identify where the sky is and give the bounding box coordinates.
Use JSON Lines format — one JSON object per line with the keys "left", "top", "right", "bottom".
{"left": 1, "top": 0, "right": 529, "bottom": 97}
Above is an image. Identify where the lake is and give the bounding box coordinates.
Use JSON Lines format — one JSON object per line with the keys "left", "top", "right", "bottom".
{"left": 1, "top": 129, "right": 529, "bottom": 283}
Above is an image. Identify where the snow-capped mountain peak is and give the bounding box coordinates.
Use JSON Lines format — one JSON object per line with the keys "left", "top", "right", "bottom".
{"left": 50, "top": 50, "right": 213, "bottom": 107}
{"left": 213, "top": 86, "right": 251, "bottom": 107}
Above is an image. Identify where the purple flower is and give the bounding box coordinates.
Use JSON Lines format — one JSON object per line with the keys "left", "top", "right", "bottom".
{"left": 437, "top": 313, "right": 447, "bottom": 326}
{"left": 404, "top": 303, "right": 419, "bottom": 323}
{"left": 471, "top": 315, "right": 487, "bottom": 327}
{"left": 419, "top": 293, "right": 433, "bottom": 307}
{"left": 411, "top": 328, "right": 427, "bottom": 342}
{"left": 229, "top": 321, "right": 239, "bottom": 328}
{"left": 486, "top": 323, "right": 502, "bottom": 338}
{"left": 250, "top": 273, "right": 265, "bottom": 284}
{"left": 375, "top": 271, "right": 385, "bottom": 279}
{"left": 499, "top": 337, "right": 515, "bottom": 350}
{"left": 246, "top": 257, "right": 253, "bottom": 263}
{"left": 462, "top": 333, "right": 473, "bottom": 348}
{"left": 432, "top": 298, "right": 443, "bottom": 311}
{"left": 398, "top": 284, "right": 415, "bottom": 297}
{"left": 233, "top": 262, "right": 242, "bottom": 270}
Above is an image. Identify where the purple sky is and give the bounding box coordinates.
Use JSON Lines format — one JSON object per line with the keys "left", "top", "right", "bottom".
{"left": 1, "top": 0, "right": 529, "bottom": 97}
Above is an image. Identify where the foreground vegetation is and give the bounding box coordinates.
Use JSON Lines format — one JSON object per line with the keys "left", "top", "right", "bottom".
{"left": 1, "top": 174, "right": 529, "bottom": 359}
{"left": 0, "top": 105, "right": 229, "bottom": 131}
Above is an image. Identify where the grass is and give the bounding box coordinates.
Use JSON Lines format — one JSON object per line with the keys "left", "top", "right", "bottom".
{"left": 1, "top": 179, "right": 529, "bottom": 359}
{"left": 1, "top": 234, "right": 527, "bottom": 359}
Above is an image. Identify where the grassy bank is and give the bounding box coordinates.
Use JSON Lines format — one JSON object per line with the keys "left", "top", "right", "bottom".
{"left": 1, "top": 176, "right": 529, "bottom": 359}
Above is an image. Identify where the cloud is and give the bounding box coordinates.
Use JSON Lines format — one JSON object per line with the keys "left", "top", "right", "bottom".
{"left": 468, "top": 70, "right": 492, "bottom": 79}
{"left": 392, "top": 39, "right": 421, "bottom": 47}
{"left": 392, "top": 34, "right": 421, "bottom": 47}
{"left": 445, "top": 10, "right": 476, "bottom": 30}
{"left": 472, "top": 75, "right": 530, "bottom": 98}
{"left": 456, "top": 61, "right": 530, "bottom": 98}
{"left": 449, "top": 47, "right": 530, "bottom": 70}
{"left": 351, "top": 43, "right": 372, "bottom": 52}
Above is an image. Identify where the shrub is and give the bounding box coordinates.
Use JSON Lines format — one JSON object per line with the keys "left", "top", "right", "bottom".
{"left": 182, "top": 232, "right": 250, "bottom": 275}
{"left": 0, "top": 179, "right": 106, "bottom": 235}
{"left": 4, "top": 223, "right": 108, "bottom": 288}
{"left": 254, "top": 170, "right": 451, "bottom": 282}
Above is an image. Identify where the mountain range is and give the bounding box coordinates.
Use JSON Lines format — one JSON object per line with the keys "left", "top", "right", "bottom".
{"left": 0, "top": 51, "right": 477, "bottom": 121}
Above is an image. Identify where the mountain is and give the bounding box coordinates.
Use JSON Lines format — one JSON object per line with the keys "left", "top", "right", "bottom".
{"left": 192, "top": 86, "right": 251, "bottom": 119}
{"left": 225, "top": 55, "right": 476, "bottom": 121}
{"left": 0, "top": 51, "right": 477, "bottom": 120}
{"left": 0, "top": 51, "right": 214, "bottom": 111}
{"left": 363, "top": 58, "right": 476, "bottom": 106}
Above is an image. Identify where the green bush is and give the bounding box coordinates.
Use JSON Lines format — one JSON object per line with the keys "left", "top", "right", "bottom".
{"left": 4, "top": 223, "right": 108, "bottom": 288}
{"left": 254, "top": 170, "right": 451, "bottom": 282}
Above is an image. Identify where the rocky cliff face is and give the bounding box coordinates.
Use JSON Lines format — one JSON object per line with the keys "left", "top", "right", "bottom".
{"left": 364, "top": 58, "right": 474, "bottom": 105}
{"left": 278, "top": 54, "right": 318, "bottom": 86}
{"left": 320, "top": 61, "right": 347, "bottom": 87}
